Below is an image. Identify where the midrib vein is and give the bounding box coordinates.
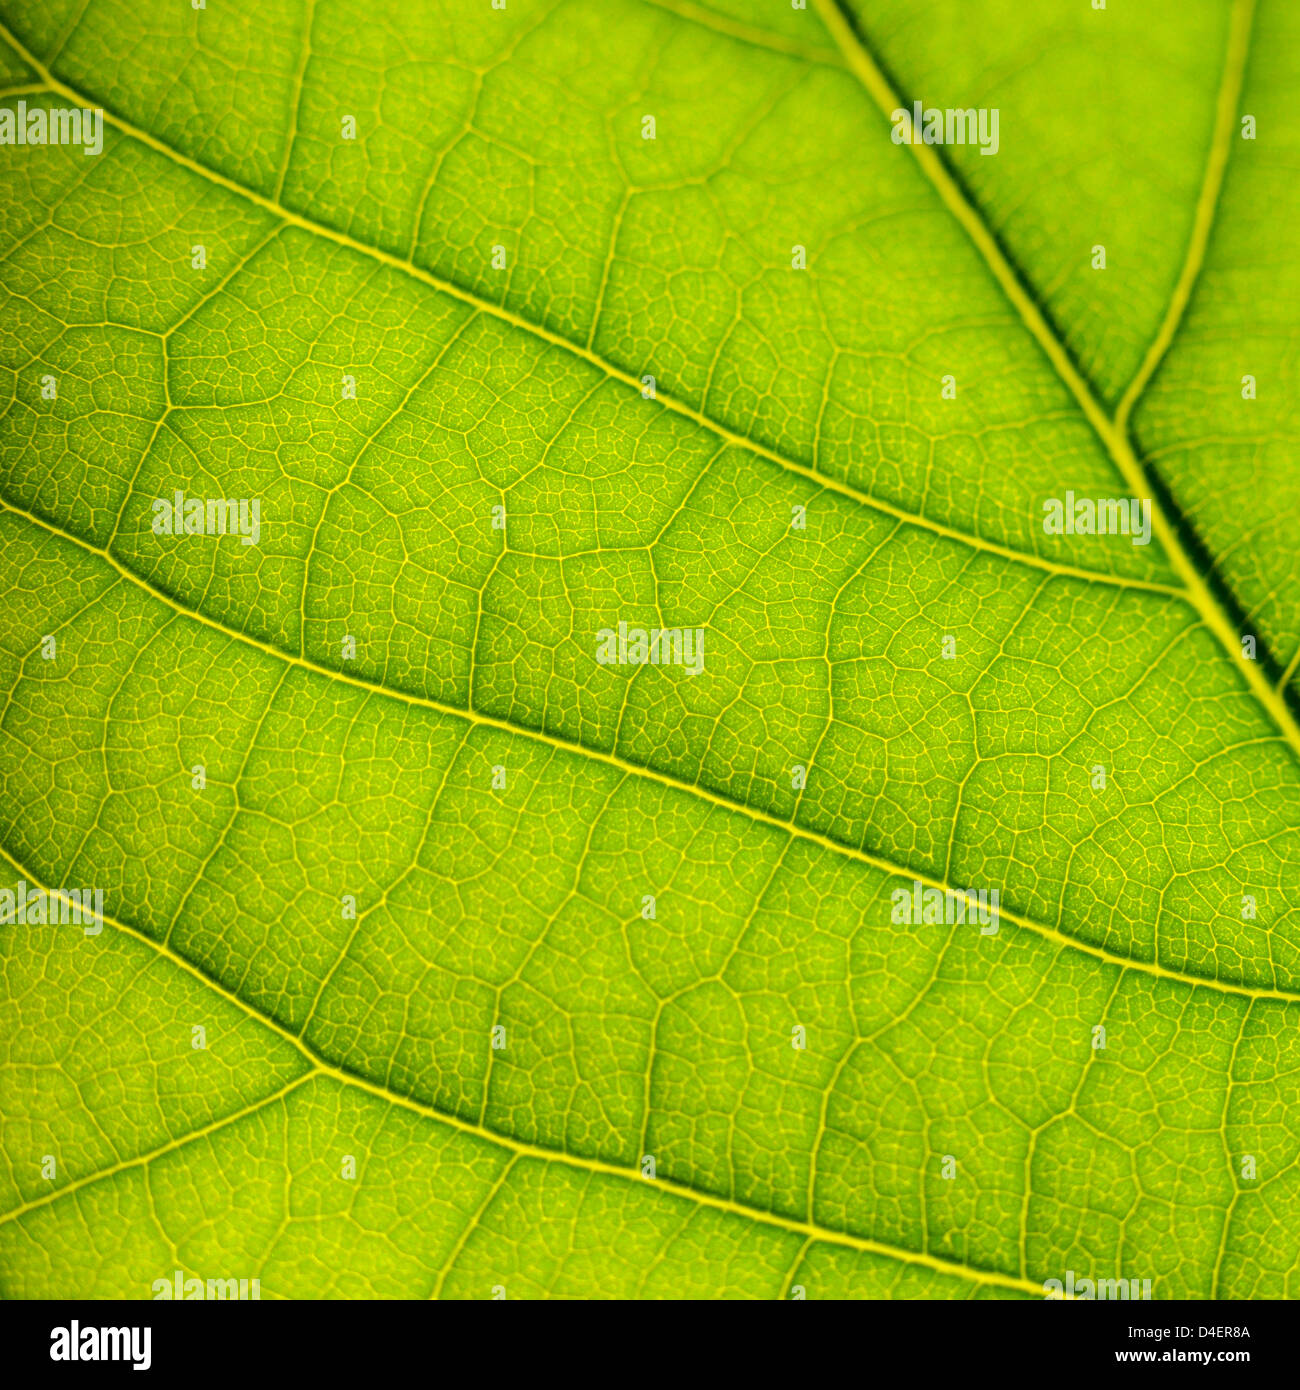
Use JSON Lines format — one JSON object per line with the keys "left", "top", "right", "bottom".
{"left": 0, "top": 17, "right": 1178, "bottom": 603}
{"left": 7, "top": 496, "right": 1300, "bottom": 1009}
{"left": 809, "top": 0, "right": 1300, "bottom": 763}
{"left": 0, "top": 846, "right": 1041, "bottom": 1298}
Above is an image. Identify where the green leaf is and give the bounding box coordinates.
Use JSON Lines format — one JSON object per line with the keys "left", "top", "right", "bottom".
{"left": 1, "top": 0, "right": 1298, "bottom": 1301}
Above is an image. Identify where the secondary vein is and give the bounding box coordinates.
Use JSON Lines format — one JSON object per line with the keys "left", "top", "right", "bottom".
{"left": 0, "top": 845, "right": 1042, "bottom": 1298}
{"left": 0, "top": 16, "right": 1179, "bottom": 604}
{"left": 6, "top": 495, "right": 1299, "bottom": 1008}
{"left": 808, "top": 0, "right": 1300, "bottom": 762}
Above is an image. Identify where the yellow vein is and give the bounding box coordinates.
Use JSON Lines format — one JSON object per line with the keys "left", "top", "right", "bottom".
{"left": 639, "top": 0, "right": 844, "bottom": 66}
{"left": 429, "top": 1153, "right": 519, "bottom": 1299}
{"left": 1115, "top": 0, "right": 1256, "bottom": 431}
{"left": 6, "top": 496, "right": 1298, "bottom": 1008}
{"left": 0, "top": 846, "right": 1042, "bottom": 1298}
{"left": 0, "top": 18, "right": 1180, "bottom": 603}
{"left": 0, "top": 1074, "right": 315, "bottom": 1228}
{"left": 809, "top": 0, "right": 1300, "bottom": 764}
{"left": 1279, "top": 644, "right": 1300, "bottom": 693}
{"left": 272, "top": 0, "right": 317, "bottom": 204}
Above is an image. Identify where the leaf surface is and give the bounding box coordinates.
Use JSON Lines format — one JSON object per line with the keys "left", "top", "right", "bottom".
{"left": 1, "top": 0, "right": 1298, "bottom": 1300}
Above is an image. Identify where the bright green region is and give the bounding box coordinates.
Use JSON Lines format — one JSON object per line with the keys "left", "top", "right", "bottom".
{"left": 0, "top": 0, "right": 1298, "bottom": 1300}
